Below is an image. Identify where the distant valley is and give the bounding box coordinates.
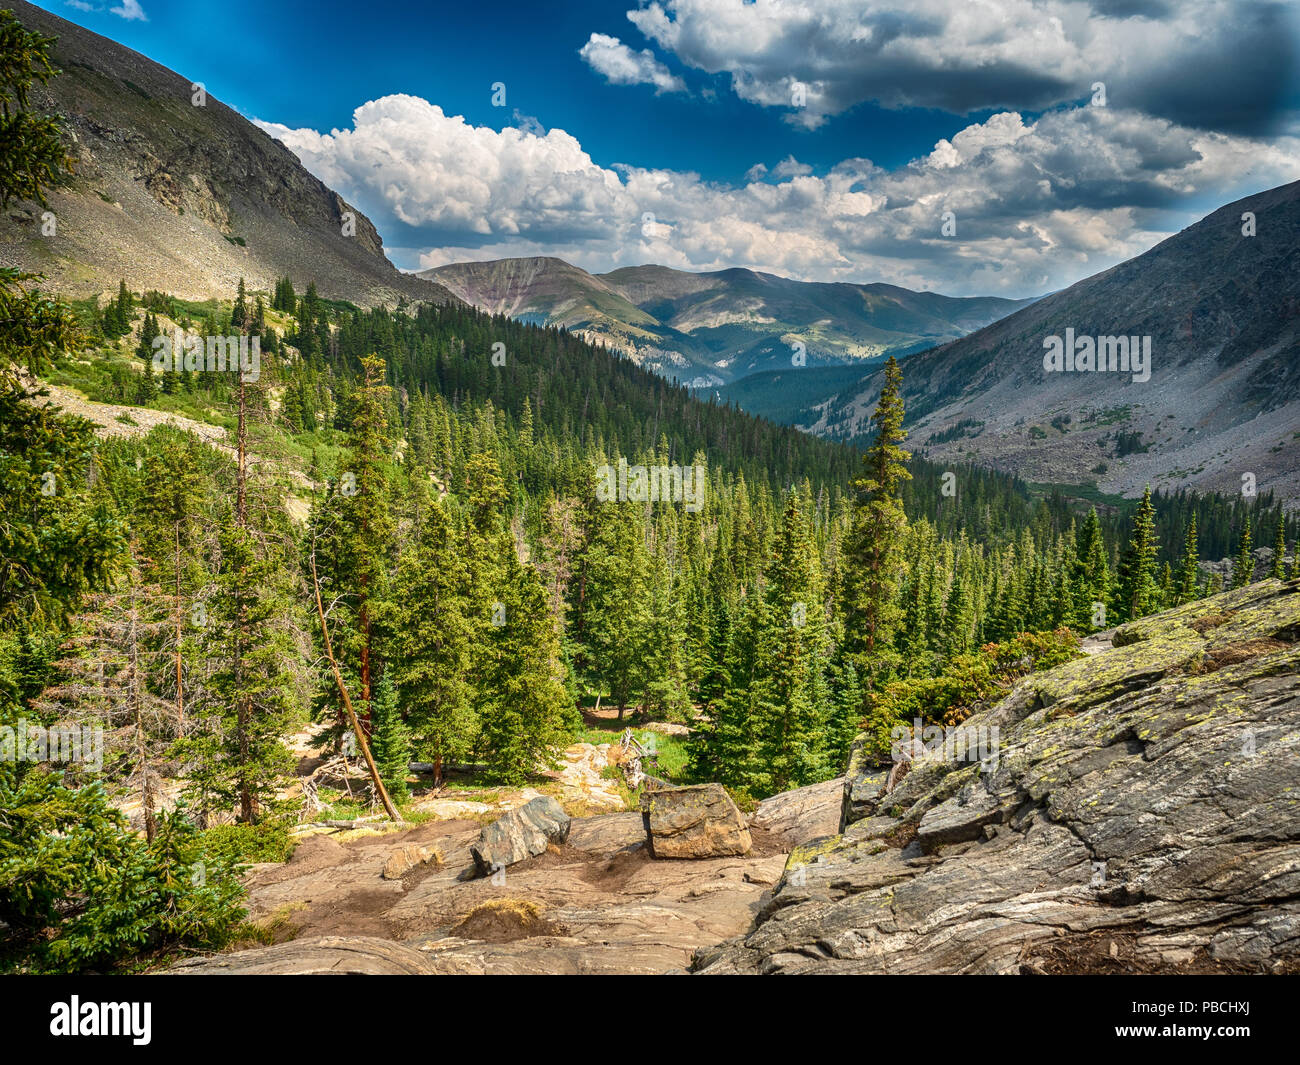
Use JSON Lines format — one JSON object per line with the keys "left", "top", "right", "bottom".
{"left": 423, "top": 256, "right": 1030, "bottom": 385}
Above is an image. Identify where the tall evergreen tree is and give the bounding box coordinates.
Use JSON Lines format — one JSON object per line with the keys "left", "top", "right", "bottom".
{"left": 368, "top": 667, "right": 410, "bottom": 802}
{"left": 1233, "top": 518, "right": 1254, "bottom": 589}
{"left": 1270, "top": 520, "right": 1286, "bottom": 580}
{"left": 1176, "top": 514, "right": 1200, "bottom": 604}
{"left": 842, "top": 356, "right": 910, "bottom": 684}
{"left": 1115, "top": 487, "right": 1160, "bottom": 622}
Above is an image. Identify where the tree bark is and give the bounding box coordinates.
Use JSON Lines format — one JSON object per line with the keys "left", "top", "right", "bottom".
{"left": 310, "top": 534, "right": 400, "bottom": 822}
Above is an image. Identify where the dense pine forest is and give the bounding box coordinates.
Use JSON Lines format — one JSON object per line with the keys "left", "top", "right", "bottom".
{"left": 1, "top": 10, "right": 1296, "bottom": 974}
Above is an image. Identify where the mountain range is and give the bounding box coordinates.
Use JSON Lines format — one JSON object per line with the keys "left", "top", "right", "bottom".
{"left": 3, "top": 0, "right": 1296, "bottom": 506}
{"left": 805, "top": 180, "right": 1300, "bottom": 502}
{"left": 422, "top": 256, "right": 1031, "bottom": 385}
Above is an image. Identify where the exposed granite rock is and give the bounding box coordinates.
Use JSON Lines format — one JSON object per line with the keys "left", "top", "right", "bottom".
{"left": 171, "top": 809, "right": 788, "bottom": 974}
{"left": 840, "top": 736, "right": 887, "bottom": 830}
{"left": 643, "top": 784, "right": 752, "bottom": 859}
{"left": 695, "top": 579, "right": 1300, "bottom": 974}
{"left": 470, "top": 796, "right": 571, "bottom": 876}
{"left": 382, "top": 844, "right": 442, "bottom": 880}
{"left": 169, "top": 936, "right": 440, "bottom": 975}
{"left": 751, "top": 777, "right": 843, "bottom": 842}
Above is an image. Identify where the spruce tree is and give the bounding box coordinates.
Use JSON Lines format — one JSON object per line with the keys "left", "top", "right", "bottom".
{"left": 1115, "top": 487, "right": 1160, "bottom": 622}
{"left": 579, "top": 489, "right": 652, "bottom": 718}
{"left": 476, "top": 538, "right": 575, "bottom": 785}
{"left": 1270, "top": 520, "right": 1286, "bottom": 580}
{"left": 1233, "top": 518, "right": 1254, "bottom": 589}
{"left": 1176, "top": 515, "right": 1200, "bottom": 603}
{"left": 1074, "top": 507, "right": 1110, "bottom": 627}
{"left": 340, "top": 354, "right": 395, "bottom": 729}
{"left": 754, "top": 492, "right": 827, "bottom": 794}
{"left": 842, "top": 356, "right": 910, "bottom": 684}
{"left": 389, "top": 500, "right": 475, "bottom": 786}
{"left": 368, "top": 667, "right": 410, "bottom": 802}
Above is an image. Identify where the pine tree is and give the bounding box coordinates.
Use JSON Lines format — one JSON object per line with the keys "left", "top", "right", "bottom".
{"left": 476, "top": 538, "right": 575, "bottom": 785}
{"left": 1233, "top": 518, "right": 1254, "bottom": 589}
{"left": 340, "top": 354, "right": 395, "bottom": 730}
{"left": 1176, "top": 515, "right": 1200, "bottom": 603}
{"left": 136, "top": 433, "right": 206, "bottom": 726}
{"left": 579, "top": 491, "right": 652, "bottom": 718}
{"left": 1270, "top": 520, "right": 1286, "bottom": 579}
{"left": 231, "top": 277, "right": 248, "bottom": 329}
{"left": 1115, "top": 487, "right": 1160, "bottom": 622}
{"left": 368, "top": 667, "right": 410, "bottom": 802}
{"left": 1074, "top": 507, "right": 1111, "bottom": 627}
{"left": 752, "top": 492, "right": 828, "bottom": 794}
{"left": 688, "top": 587, "right": 764, "bottom": 794}
{"left": 389, "top": 500, "right": 475, "bottom": 786}
{"left": 183, "top": 517, "right": 295, "bottom": 824}
{"left": 842, "top": 356, "right": 910, "bottom": 684}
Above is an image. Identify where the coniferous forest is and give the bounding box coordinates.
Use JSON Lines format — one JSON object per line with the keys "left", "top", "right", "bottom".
{"left": 2, "top": 3, "right": 1298, "bottom": 990}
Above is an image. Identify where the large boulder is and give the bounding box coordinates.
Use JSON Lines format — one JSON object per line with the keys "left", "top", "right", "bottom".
{"left": 643, "top": 783, "right": 751, "bottom": 859}
{"left": 751, "top": 777, "right": 843, "bottom": 842}
{"left": 696, "top": 580, "right": 1300, "bottom": 975}
{"left": 471, "top": 795, "right": 571, "bottom": 876}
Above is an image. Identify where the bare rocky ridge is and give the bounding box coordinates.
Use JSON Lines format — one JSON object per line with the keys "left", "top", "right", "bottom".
{"left": 695, "top": 579, "right": 1300, "bottom": 974}
{"left": 809, "top": 180, "right": 1300, "bottom": 504}
{"left": 0, "top": 0, "right": 460, "bottom": 308}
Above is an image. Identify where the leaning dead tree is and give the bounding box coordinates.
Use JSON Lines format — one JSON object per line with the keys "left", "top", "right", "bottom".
{"left": 309, "top": 529, "right": 400, "bottom": 822}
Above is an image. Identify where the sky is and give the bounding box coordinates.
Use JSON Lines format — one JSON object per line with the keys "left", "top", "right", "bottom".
{"left": 39, "top": 0, "right": 1300, "bottom": 298}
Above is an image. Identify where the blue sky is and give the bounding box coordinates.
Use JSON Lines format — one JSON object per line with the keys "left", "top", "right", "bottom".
{"left": 38, "top": 0, "right": 1300, "bottom": 296}
{"left": 46, "top": 0, "right": 982, "bottom": 177}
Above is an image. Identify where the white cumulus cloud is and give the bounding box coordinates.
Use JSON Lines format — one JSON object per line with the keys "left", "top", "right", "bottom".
{"left": 622, "top": 0, "right": 1296, "bottom": 135}
{"left": 579, "top": 33, "right": 686, "bottom": 94}
{"left": 258, "top": 97, "right": 1300, "bottom": 297}
{"left": 110, "top": 0, "right": 147, "bottom": 21}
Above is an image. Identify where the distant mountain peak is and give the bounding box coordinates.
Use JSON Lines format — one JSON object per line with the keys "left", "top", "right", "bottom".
{"left": 0, "top": 0, "right": 459, "bottom": 308}
{"left": 424, "top": 256, "right": 1030, "bottom": 384}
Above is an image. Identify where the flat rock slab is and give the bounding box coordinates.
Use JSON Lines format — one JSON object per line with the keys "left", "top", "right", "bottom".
{"left": 169, "top": 936, "right": 439, "bottom": 975}
{"left": 471, "top": 795, "right": 571, "bottom": 876}
{"left": 643, "top": 783, "right": 752, "bottom": 859}
{"left": 382, "top": 843, "right": 442, "bottom": 880}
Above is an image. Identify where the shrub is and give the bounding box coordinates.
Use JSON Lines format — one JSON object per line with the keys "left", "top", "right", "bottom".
{"left": 199, "top": 817, "right": 297, "bottom": 866}
{"left": 0, "top": 768, "right": 247, "bottom": 973}
{"left": 859, "top": 629, "right": 1081, "bottom": 761}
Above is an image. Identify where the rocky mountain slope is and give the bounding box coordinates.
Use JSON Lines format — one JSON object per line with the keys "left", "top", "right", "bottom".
{"left": 167, "top": 580, "right": 1300, "bottom": 975}
{"left": 808, "top": 180, "right": 1300, "bottom": 503}
{"left": 423, "top": 256, "right": 1029, "bottom": 385}
{"left": 0, "top": 0, "right": 459, "bottom": 307}
{"left": 698, "top": 578, "right": 1300, "bottom": 974}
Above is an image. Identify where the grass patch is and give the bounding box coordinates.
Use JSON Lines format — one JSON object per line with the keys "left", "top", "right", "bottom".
{"left": 200, "top": 818, "right": 297, "bottom": 865}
